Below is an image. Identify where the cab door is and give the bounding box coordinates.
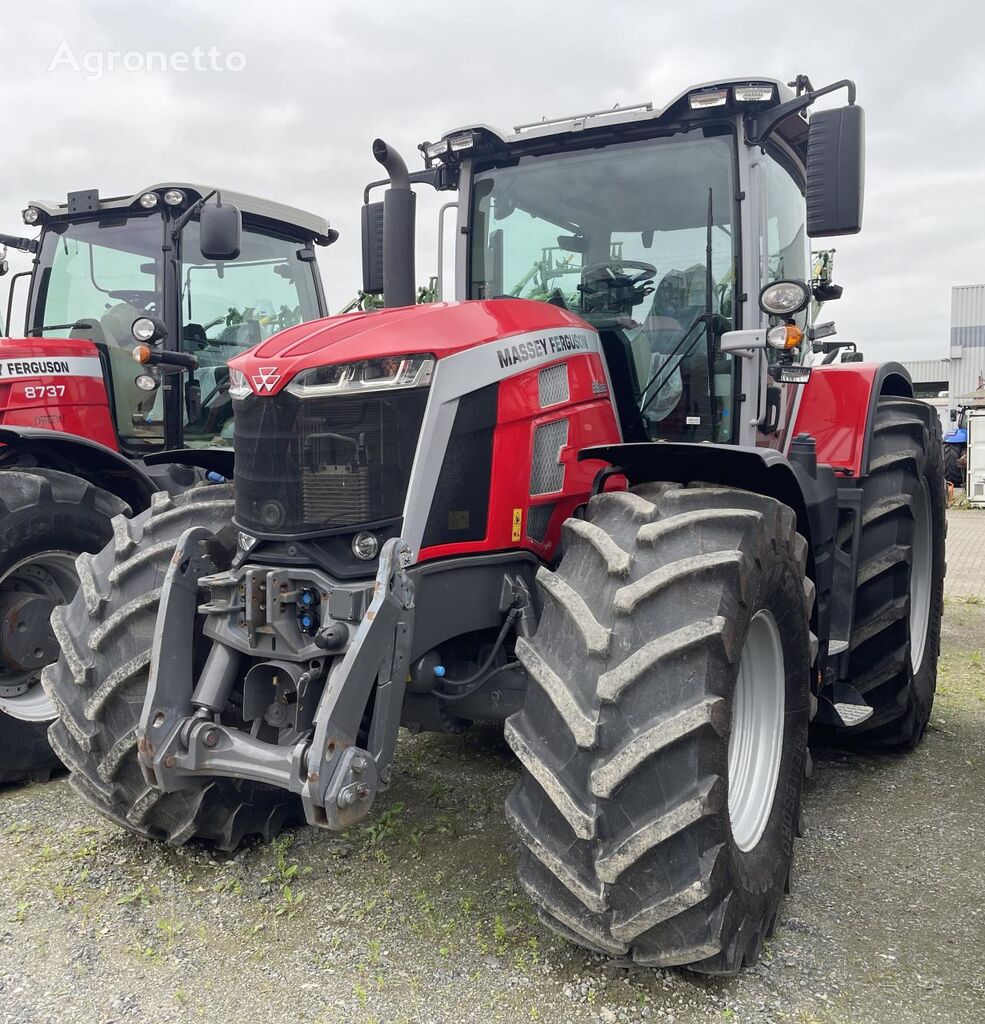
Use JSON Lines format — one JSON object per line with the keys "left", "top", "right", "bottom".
{"left": 750, "top": 144, "right": 812, "bottom": 453}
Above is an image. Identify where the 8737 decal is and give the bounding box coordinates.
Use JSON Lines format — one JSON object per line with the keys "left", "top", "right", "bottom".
{"left": 21, "top": 385, "right": 67, "bottom": 400}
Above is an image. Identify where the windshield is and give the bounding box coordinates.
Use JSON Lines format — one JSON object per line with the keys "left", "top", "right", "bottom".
{"left": 469, "top": 130, "right": 738, "bottom": 442}
{"left": 32, "top": 214, "right": 164, "bottom": 337}
{"left": 31, "top": 213, "right": 322, "bottom": 449}
{"left": 30, "top": 213, "right": 167, "bottom": 448}
{"left": 173, "top": 220, "right": 321, "bottom": 448}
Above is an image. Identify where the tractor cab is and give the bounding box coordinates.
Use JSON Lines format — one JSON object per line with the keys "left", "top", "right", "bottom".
{"left": 365, "top": 76, "right": 862, "bottom": 455}
{"left": 2, "top": 184, "right": 335, "bottom": 453}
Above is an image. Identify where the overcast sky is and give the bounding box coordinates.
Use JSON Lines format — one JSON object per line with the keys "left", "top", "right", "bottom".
{"left": 2, "top": 0, "right": 982, "bottom": 359}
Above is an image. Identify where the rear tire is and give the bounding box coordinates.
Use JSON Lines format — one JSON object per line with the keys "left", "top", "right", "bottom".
{"left": 42, "top": 484, "right": 299, "bottom": 849}
{"left": 505, "top": 483, "right": 813, "bottom": 974}
{"left": 0, "top": 468, "right": 128, "bottom": 785}
{"left": 817, "top": 397, "right": 945, "bottom": 748}
{"left": 943, "top": 442, "right": 963, "bottom": 487}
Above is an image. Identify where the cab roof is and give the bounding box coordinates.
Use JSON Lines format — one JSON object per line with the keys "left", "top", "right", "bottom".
{"left": 28, "top": 183, "right": 337, "bottom": 245}
{"left": 434, "top": 76, "right": 802, "bottom": 156}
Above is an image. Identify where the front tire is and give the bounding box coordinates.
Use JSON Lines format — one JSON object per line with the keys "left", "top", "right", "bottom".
{"left": 43, "top": 484, "right": 299, "bottom": 849}
{"left": 0, "top": 468, "right": 128, "bottom": 785}
{"left": 505, "top": 484, "right": 813, "bottom": 974}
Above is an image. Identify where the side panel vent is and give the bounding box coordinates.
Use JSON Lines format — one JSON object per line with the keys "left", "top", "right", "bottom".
{"left": 526, "top": 503, "right": 555, "bottom": 543}
{"left": 530, "top": 419, "right": 568, "bottom": 495}
{"left": 538, "top": 363, "right": 569, "bottom": 407}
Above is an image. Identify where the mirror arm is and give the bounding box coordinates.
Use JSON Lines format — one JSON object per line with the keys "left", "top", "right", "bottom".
{"left": 171, "top": 189, "right": 218, "bottom": 240}
{"left": 744, "top": 79, "right": 857, "bottom": 147}
{"left": 0, "top": 232, "right": 38, "bottom": 254}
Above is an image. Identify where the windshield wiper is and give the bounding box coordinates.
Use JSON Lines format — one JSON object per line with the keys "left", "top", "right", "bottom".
{"left": 638, "top": 312, "right": 721, "bottom": 416}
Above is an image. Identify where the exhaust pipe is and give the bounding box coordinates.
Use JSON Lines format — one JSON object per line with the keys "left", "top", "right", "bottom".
{"left": 373, "top": 139, "right": 416, "bottom": 308}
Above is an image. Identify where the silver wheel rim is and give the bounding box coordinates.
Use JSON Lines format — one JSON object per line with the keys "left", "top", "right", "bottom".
{"left": 909, "top": 478, "right": 932, "bottom": 675}
{"left": 728, "top": 609, "right": 785, "bottom": 854}
{"left": 0, "top": 551, "right": 76, "bottom": 722}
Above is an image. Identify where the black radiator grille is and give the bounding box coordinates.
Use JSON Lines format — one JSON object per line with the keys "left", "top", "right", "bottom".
{"left": 233, "top": 386, "right": 429, "bottom": 536}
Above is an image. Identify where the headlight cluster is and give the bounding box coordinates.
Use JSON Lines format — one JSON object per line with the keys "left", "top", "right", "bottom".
{"left": 229, "top": 355, "right": 435, "bottom": 399}
{"left": 285, "top": 355, "right": 434, "bottom": 398}
{"left": 228, "top": 367, "right": 252, "bottom": 399}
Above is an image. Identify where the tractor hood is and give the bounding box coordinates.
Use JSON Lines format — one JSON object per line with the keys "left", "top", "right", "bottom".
{"left": 0, "top": 337, "right": 103, "bottom": 382}
{"left": 227, "top": 299, "right": 593, "bottom": 397}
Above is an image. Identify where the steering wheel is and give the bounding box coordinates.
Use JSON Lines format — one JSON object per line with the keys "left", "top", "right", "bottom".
{"left": 581, "top": 260, "right": 657, "bottom": 288}
{"left": 107, "top": 289, "right": 158, "bottom": 309}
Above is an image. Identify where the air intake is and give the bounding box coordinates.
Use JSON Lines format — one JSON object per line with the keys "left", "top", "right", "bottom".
{"left": 538, "top": 363, "right": 569, "bottom": 407}
{"left": 526, "top": 503, "right": 555, "bottom": 543}
{"left": 530, "top": 419, "right": 568, "bottom": 495}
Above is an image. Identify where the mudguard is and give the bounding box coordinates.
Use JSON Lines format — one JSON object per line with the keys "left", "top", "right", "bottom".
{"left": 0, "top": 425, "right": 156, "bottom": 512}
{"left": 792, "top": 361, "right": 912, "bottom": 478}
{"left": 144, "top": 447, "right": 235, "bottom": 480}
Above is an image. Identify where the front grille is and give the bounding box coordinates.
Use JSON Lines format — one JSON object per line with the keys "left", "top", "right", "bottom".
{"left": 233, "top": 386, "right": 429, "bottom": 536}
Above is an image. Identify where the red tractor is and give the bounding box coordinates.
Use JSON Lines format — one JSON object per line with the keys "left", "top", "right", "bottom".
{"left": 0, "top": 184, "right": 335, "bottom": 783}
{"left": 42, "top": 77, "right": 944, "bottom": 973}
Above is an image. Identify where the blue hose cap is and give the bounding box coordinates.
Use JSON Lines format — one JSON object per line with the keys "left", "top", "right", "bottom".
{"left": 206, "top": 471, "right": 225, "bottom": 483}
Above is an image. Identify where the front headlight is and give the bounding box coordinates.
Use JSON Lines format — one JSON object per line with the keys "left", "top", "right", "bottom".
{"left": 760, "top": 279, "right": 811, "bottom": 317}
{"left": 286, "top": 354, "right": 434, "bottom": 398}
{"left": 228, "top": 367, "right": 252, "bottom": 399}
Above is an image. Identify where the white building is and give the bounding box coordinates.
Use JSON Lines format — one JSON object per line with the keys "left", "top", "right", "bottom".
{"left": 901, "top": 284, "right": 985, "bottom": 416}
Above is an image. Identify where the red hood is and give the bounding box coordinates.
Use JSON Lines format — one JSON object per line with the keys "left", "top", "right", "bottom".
{"left": 0, "top": 337, "right": 100, "bottom": 363}
{"left": 228, "top": 299, "right": 592, "bottom": 396}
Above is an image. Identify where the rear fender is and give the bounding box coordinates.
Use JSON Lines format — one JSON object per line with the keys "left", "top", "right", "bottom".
{"left": 0, "top": 426, "right": 156, "bottom": 513}
{"left": 792, "top": 362, "right": 912, "bottom": 478}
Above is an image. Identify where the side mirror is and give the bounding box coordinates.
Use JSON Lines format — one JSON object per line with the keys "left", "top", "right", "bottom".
{"left": 361, "top": 201, "right": 385, "bottom": 295}
{"left": 806, "top": 105, "right": 865, "bottom": 237}
{"left": 200, "top": 202, "right": 242, "bottom": 261}
{"left": 950, "top": 409, "right": 959, "bottom": 422}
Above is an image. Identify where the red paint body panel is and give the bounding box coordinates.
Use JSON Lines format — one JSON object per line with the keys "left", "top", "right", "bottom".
{"left": 230, "top": 300, "right": 593, "bottom": 395}
{"left": 792, "top": 363, "right": 884, "bottom": 478}
{"left": 418, "top": 353, "right": 621, "bottom": 564}
{"left": 0, "top": 338, "right": 118, "bottom": 449}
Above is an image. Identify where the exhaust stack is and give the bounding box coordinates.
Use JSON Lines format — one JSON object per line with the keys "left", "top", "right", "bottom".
{"left": 373, "top": 139, "right": 416, "bottom": 308}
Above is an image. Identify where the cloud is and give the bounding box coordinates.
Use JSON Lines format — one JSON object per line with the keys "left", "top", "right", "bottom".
{"left": 2, "top": 0, "right": 983, "bottom": 362}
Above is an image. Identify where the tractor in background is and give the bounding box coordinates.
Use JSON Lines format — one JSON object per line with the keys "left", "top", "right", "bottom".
{"left": 943, "top": 397, "right": 985, "bottom": 486}
{"left": 0, "top": 184, "right": 335, "bottom": 783}
{"left": 43, "top": 77, "right": 944, "bottom": 974}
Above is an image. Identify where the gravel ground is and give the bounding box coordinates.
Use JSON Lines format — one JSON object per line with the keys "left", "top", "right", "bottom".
{"left": 1, "top": 606, "right": 983, "bottom": 1024}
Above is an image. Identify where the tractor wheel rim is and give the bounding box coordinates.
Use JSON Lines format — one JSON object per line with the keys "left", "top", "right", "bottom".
{"left": 0, "top": 551, "right": 77, "bottom": 722}
{"left": 909, "top": 477, "right": 932, "bottom": 675}
{"left": 728, "top": 608, "right": 785, "bottom": 854}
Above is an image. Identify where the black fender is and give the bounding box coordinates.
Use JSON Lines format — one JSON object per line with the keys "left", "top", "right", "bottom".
{"left": 0, "top": 426, "right": 156, "bottom": 513}
{"left": 859, "top": 362, "right": 912, "bottom": 477}
{"left": 144, "top": 447, "right": 235, "bottom": 480}
{"left": 581, "top": 440, "right": 838, "bottom": 673}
